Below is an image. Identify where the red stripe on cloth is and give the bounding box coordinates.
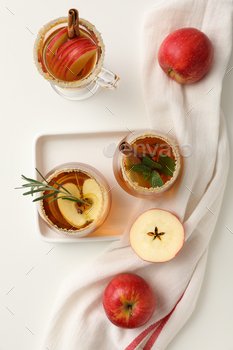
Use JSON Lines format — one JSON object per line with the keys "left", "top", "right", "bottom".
{"left": 143, "top": 314, "right": 170, "bottom": 350}
{"left": 143, "top": 293, "right": 184, "bottom": 350}
{"left": 125, "top": 293, "right": 184, "bottom": 350}
{"left": 124, "top": 320, "right": 162, "bottom": 350}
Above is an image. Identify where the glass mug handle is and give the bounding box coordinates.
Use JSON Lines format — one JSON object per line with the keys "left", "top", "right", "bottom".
{"left": 94, "top": 67, "right": 120, "bottom": 90}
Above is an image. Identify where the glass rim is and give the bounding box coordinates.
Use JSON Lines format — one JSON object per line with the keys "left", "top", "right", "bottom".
{"left": 119, "top": 130, "right": 181, "bottom": 194}
{"left": 33, "top": 17, "right": 105, "bottom": 89}
{"left": 38, "top": 162, "right": 111, "bottom": 236}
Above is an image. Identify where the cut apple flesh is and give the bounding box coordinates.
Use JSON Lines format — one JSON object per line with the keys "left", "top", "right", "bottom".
{"left": 64, "top": 46, "right": 97, "bottom": 81}
{"left": 50, "top": 37, "right": 87, "bottom": 71}
{"left": 57, "top": 179, "right": 103, "bottom": 229}
{"left": 56, "top": 44, "right": 97, "bottom": 80}
{"left": 57, "top": 44, "right": 96, "bottom": 80}
{"left": 57, "top": 183, "right": 87, "bottom": 228}
{"left": 45, "top": 29, "right": 98, "bottom": 82}
{"left": 130, "top": 209, "right": 184, "bottom": 263}
{"left": 46, "top": 28, "right": 68, "bottom": 65}
{"left": 51, "top": 37, "right": 92, "bottom": 73}
{"left": 84, "top": 193, "right": 101, "bottom": 221}
{"left": 83, "top": 178, "right": 102, "bottom": 198}
{"left": 83, "top": 179, "right": 103, "bottom": 221}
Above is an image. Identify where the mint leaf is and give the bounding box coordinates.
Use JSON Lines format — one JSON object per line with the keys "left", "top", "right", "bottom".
{"left": 148, "top": 171, "right": 164, "bottom": 188}
{"left": 158, "top": 154, "right": 176, "bottom": 176}
{"left": 131, "top": 164, "right": 151, "bottom": 175}
{"left": 142, "top": 156, "right": 162, "bottom": 170}
{"left": 143, "top": 173, "right": 151, "bottom": 181}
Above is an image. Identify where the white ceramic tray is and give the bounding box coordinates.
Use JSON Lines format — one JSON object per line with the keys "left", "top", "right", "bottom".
{"left": 33, "top": 130, "right": 136, "bottom": 243}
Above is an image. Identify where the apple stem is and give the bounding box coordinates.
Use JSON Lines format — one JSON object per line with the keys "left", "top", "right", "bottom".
{"left": 167, "top": 69, "right": 172, "bottom": 76}
{"left": 128, "top": 304, "right": 133, "bottom": 319}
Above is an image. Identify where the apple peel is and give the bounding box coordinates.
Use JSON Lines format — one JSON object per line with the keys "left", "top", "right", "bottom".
{"left": 57, "top": 183, "right": 87, "bottom": 228}
{"left": 46, "top": 28, "right": 68, "bottom": 65}
{"left": 103, "top": 273, "right": 156, "bottom": 328}
{"left": 50, "top": 37, "right": 88, "bottom": 71}
{"left": 65, "top": 46, "right": 97, "bottom": 81}
{"left": 158, "top": 27, "right": 214, "bottom": 84}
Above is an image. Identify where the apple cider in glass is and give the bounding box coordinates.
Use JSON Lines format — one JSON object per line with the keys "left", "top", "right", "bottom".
{"left": 34, "top": 9, "right": 120, "bottom": 100}
{"left": 38, "top": 164, "right": 111, "bottom": 237}
{"left": 113, "top": 130, "right": 182, "bottom": 199}
{"left": 41, "top": 25, "right": 99, "bottom": 82}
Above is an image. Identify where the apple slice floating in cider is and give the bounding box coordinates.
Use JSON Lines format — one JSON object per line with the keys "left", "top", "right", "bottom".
{"left": 56, "top": 43, "right": 97, "bottom": 80}
{"left": 50, "top": 36, "right": 88, "bottom": 71}
{"left": 82, "top": 179, "right": 103, "bottom": 221}
{"left": 46, "top": 28, "right": 68, "bottom": 65}
{"left": 45, "top": 30, "right": 98, "bottom": 81}
{"left": 130, "top": 209, "right": 185, "bottom": 263}
{"left": 83, "top": 193, "right": 99, "bottom": 221}
{"left": 57, "top": 179, "right": 102, "bottom": 229}
{"left": 64, "top": 45, "right": 97, "bottom": 81}
{"left": 57, "top": 183, "right": 87, "bottom": 228}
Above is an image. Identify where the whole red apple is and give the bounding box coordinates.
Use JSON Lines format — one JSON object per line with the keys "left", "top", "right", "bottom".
{"left": 102, "top": 273, "right": 156, "bottom": 328}
{"left": 158, "top": 27, "right": 214, "bottom": 84}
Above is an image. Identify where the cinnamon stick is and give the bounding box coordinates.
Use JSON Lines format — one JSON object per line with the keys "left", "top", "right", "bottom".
{"left": 68, "top": 9, "right": 80, "bottom": 39}
{"left": 119, "top": 142, "right": 142, "bottom": 164}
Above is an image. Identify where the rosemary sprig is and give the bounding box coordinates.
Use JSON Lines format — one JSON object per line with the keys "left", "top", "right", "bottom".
{"left": 16, "top": 168, "right": 90, "bottom": 205}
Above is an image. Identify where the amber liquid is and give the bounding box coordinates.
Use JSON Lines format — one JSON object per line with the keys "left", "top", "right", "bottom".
{"left": 43, "top": 27, "right": 99, "bottom": 82}
{"left": 124, "top": 136, "right": 176, "bottom": 189}
{"left": 42, "top": 170, "right": 91, "bottom": 230}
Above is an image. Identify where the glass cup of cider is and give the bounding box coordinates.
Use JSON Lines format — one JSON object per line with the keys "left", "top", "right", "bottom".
{"left": 113, "top": 130, "right": 182, "bottom": 199}
{"left": 33, "top": 10, "right": 120, "bottom": 100}
{"left": 37, "top": 163, "right": 111, "bottom": 238}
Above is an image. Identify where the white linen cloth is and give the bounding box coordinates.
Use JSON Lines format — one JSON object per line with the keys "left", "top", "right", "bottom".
{"left": 40, "top": 0, "right": 232, "bottom": 349}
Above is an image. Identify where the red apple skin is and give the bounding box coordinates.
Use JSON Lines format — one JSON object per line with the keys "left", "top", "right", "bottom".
{"left": 158, "top": 28, "right": 214, "bottom": 84}
{"left": 51, "top": 38, "right": 91, "bottom": 74}
{"left": 50, "top": 37, "right": 87, "bottom": 71}
{"left": 56, "top": 44, "right": 97, "bottom": 80}
{"left": 46, "top": 28, "right": 68, "bottom": 65}
{"left": 103, "top": 273, "right": 156, "bottom": 329}
{"left": 64, "top": 46, "right": 97, "bottom": 81}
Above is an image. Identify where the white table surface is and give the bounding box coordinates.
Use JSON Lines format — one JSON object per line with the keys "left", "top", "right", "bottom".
{"left": 1, "top": 1, "right": 233, "bottom": 349}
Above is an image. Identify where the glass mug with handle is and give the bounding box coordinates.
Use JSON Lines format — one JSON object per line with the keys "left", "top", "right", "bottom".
{"left": 34, "top": 12, "right": 120, "bottom": 100}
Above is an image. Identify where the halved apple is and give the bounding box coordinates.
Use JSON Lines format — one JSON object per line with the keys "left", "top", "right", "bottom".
{"left": 83, "top": 179, "right": 103, "bottom": 221}
{"left": 46, "top": 28, "right": 68, "bottom": 65}
{"left": 57, "top": 183, "right": 87, "bottom": 228}
{"left": 130, "top": 209, "right": 184, "bottom": 263}
{"left": 83, "top": 193, "right": 99, "bottom": 221}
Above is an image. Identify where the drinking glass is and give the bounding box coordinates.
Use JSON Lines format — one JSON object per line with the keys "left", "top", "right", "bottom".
{"left": 113, "top": 130, "right": 182, "bottom": 199}
{"left": 37, "top": 162, "right": 112, "bottom": 238}
{"left": 34, "top": 17, "right": 120, "bottom": 100}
